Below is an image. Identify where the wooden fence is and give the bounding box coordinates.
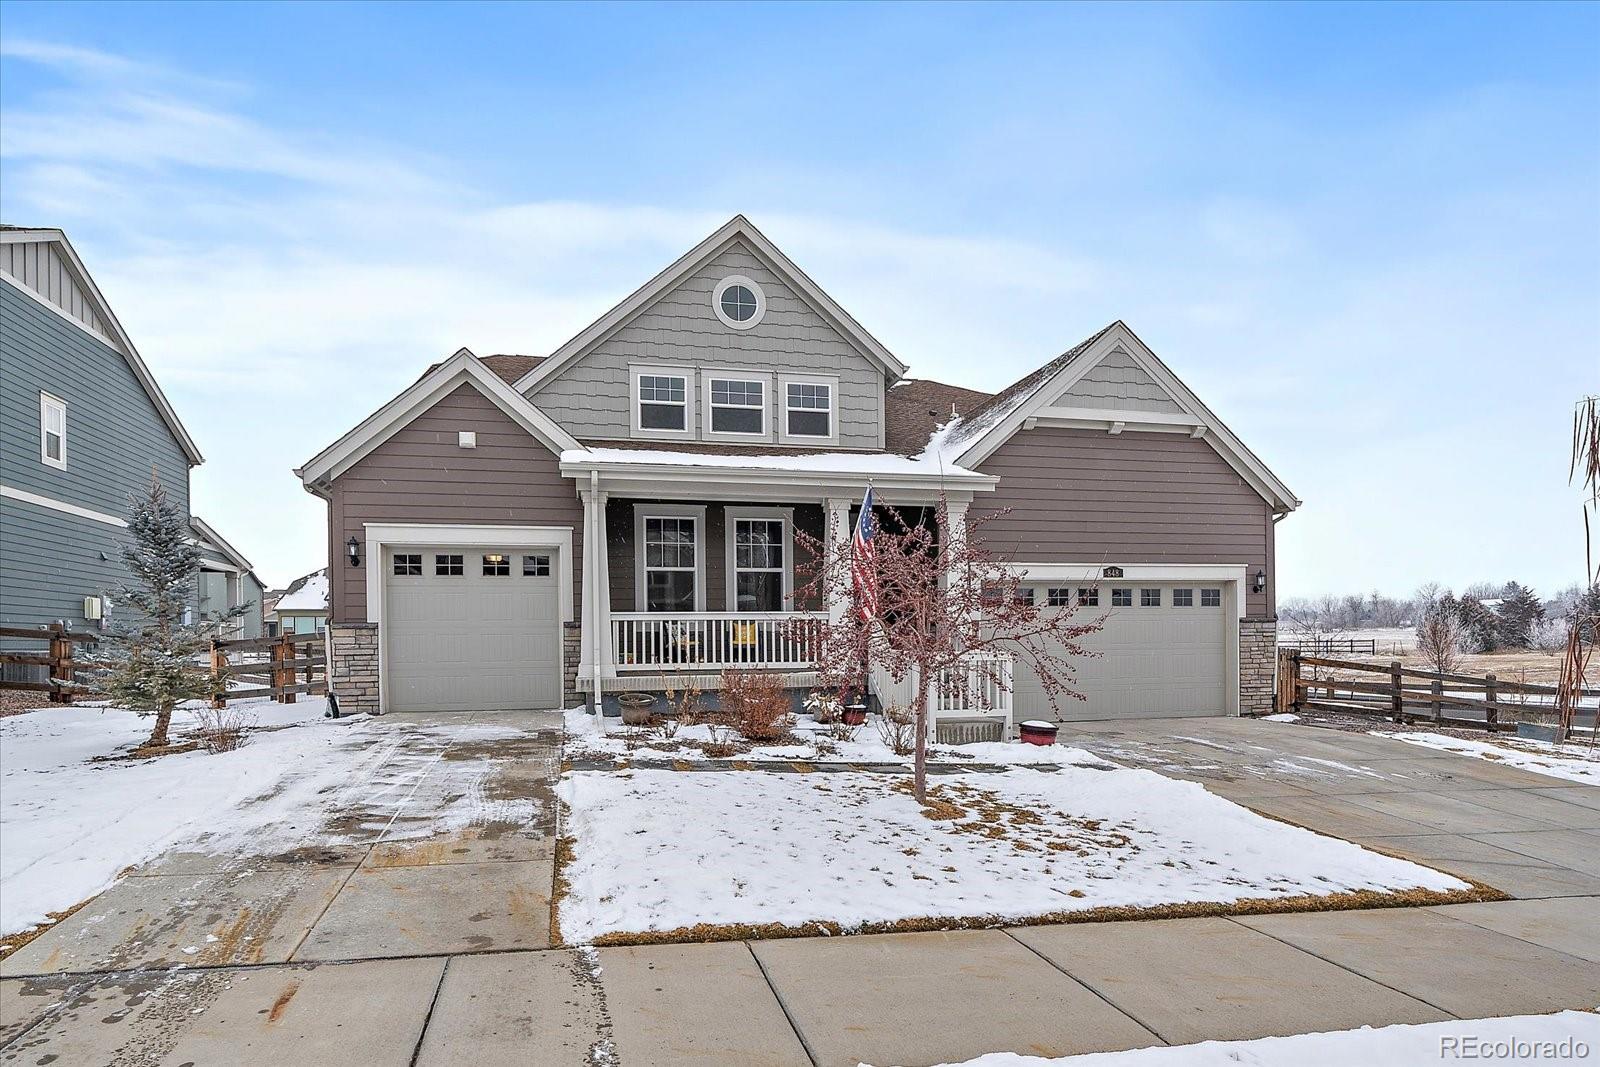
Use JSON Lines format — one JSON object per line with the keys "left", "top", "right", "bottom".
{"left": 1277, "top": 648, "right": 1576, "bottom": 733}
{"left": 210, "top": 632, "right": 326, "bottom": 705}
{"left": 1277, "top": 637, "right": 1378, "bottom": 655}
{"left": 0, "top": 623, "right": 100, "bottom": 702}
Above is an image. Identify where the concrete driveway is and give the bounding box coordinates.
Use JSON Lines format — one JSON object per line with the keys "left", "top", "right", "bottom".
{"left": 3, "top": 716, "right": 1597, "bottom": 1066}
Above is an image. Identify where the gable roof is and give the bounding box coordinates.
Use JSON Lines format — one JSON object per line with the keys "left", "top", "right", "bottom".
{"left": 884, "top": 378, "right": 993, "bottom": 455}
{"left": 295, "top": 347, "right": 583, "bottom": 494}
{"left": 0, "top": 227, "right": 204, "bottom": 465}
{"left": 935, "top": 321, "right": 1300, "bottom": 513}
{"left": 190, "top": 515, "right": 265, "bottom": 591}
{"left": 513, "top": 215, "right": 909, "bottom": 393}
{"left": 276, "top": 568, "right": 329, "bottom": 613}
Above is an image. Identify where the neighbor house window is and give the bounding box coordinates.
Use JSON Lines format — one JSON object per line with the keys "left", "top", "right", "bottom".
{"left": 643, "top": 516, "right": 697, "bottom": 612}
{"left": 482, "top": 553, "right": 511, "bottom": 576}
{"left": 1141, "top": 588, "right": 1161, "bottom": 607}
{"left": 782, "top": 380, "right": 834, "bottom": 440}
{"left": 1173, "top": 588, "right": 1194, "bottom": 607}
{"left": 393, "top": 553, "right": 422, "bottom": 576}
{"left": 637, "top": 372, "right": 689, "bottom": 432}
{"left": 1078, "top": 588, "right": 1099, "bottom": 607}
{"left": 708, "top": 377, "right": 765, "bottom": 435}
{"left": 435, "top": 554, "right": 464, "bottom": 576}
{"left": 40, "top": 392, "right": 66, "bottom": 469}
{"left": 732, "top": 517, "right": 786, "bottom": 611}
{"left": 1201, "top": 588, "right": 1222, "bottom": 608}
{"left": 522, "top": 554, "right": 551, "bottom": 577}
{"left": 1111, "top": 588, "right": 1132, "bottom": 607}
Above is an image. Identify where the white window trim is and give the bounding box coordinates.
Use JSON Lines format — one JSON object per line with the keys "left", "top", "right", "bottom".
{"left": 702, "top": 370, "right": 773, "bottom": 442}
{"left": 779, "top": 374, "right": 839, "bottom": 446}
{"left": 712, "top": 274, "right": 766, "bottom": 331}
{"left": 723, "top": 506, "right": 795, "bottom": 612}
{"left": 629, "top": 364, "right": 696, "bottom": 440}
{"left": 39, "top": 391, "right": 67, "bottom": 470}
{"left": 633, "top": 504, "right": 707, "bottom": 612}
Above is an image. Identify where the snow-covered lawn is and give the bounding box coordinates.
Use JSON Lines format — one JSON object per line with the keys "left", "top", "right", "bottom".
{"left": 555, "top": 757, "right": 1474, "bottom": 943}
{"left": 901, "top": 1010, "right": 1599, "bottom": 1066}
{"left": 1378, "top": 731, "right": 1600, "bottom": 785}
{"left": 0, "top": 700, "right": 544, "bottom": 939}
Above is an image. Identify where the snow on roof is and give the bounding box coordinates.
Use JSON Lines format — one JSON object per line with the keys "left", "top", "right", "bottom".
{"left": 560, "top": 446, "right": 990, "bottom": 480}
{"left": 276, "top": 569, "right": 329, "bottom": 612}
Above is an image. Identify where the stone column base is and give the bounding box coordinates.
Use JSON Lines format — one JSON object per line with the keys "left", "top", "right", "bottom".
{"left": 562, "top": 622, "right": 583, "bottom": 709}
{"left": 328, "top": 622, "right": 380, "bottom": 715}
{"left": 1239, "top": 617, "right": 1276, "bottom": 716}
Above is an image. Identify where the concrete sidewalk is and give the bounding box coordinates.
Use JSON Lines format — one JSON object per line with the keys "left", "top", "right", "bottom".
{"left": 3, "top": 716, "right": 1598, "bottom": 1066}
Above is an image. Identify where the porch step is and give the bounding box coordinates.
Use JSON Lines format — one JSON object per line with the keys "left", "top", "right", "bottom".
{"left": 935, "top": 717, "right": 1006, "bottom": 745}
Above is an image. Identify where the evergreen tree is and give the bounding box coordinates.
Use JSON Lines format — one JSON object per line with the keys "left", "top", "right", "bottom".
{"left": 92, "top": 475, "right": 240, "bottom": 750}
{"left": 1454, "top": 595, "right": 1500, "bottom": 653}
{"left": 1494, "top": 583, "right": 1544, "bottom": 648}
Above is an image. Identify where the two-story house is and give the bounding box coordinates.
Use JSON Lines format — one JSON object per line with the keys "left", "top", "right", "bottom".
{"left": 297, "top": 216, "right": 1297, "bottom": 729}
{"left": 0, "top": 226, "right": 264, "bottom": 648}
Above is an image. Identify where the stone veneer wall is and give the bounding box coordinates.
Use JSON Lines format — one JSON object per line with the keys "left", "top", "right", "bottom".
{"left": 563, "top": 622, "right": 583, "bottom": 709}
{"left": 1239, "top": 617, "right": 1277, "bottom": 716}
{"left": 328, "top": 622, "right": 380, "bottom": 715}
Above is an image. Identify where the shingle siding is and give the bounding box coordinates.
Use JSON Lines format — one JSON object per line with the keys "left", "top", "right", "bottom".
{"left": 1059, "top": 348, "right": 1185, "bottom": 414}
{"left": 528, "top": 240, "right": 885, "bottom": 449}
{"left": 973, "top": 426, "right": 1276, "bottom": 617}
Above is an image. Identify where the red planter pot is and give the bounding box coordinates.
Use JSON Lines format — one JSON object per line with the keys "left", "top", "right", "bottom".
{"left": 842, "top": 706, "right": 868, "bottom": 726}
{"left": 1019, "top": 720, "right": 1059, "bottom": 746}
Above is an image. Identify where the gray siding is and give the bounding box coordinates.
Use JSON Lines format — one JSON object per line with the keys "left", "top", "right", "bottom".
{"left": 974, "top": 426, "right": 1275, "bottom": 617}
{"left": 0, "top": 282, "right": 191, "bottom": 517}
{"left": 1059, "top": 348, "right": 1184, "bottom": 414}
{"left": 603, "top": 500, "right": 825, "bottom": 612}
{"left": 238, "top": 572, "right": 265, "bottom": 639}
{"left": 529, "top": 239, "right": 885, "bottom": 449}
{"left": 0, "top": 241, "right": 112, "bottom": 341}
{"left": 328, "top": 382, "right": 585, "bottom": 623}
{"left": 1, "top": 280, "right": 193, "bottom": 631}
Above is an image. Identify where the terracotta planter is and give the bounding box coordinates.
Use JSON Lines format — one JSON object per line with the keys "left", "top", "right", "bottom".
{"left": 842, "top": 705, "right": 868, "bottom": 726}
{"left": 1019, "top": 720, "right": 1058, "bottom": 746}
{"left": 618, "top": 691, "right": 656, "bottom": 726}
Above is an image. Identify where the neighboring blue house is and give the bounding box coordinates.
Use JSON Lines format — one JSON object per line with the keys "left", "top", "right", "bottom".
{"left": 0, "top": 225, "right": 264, "bottom": 645}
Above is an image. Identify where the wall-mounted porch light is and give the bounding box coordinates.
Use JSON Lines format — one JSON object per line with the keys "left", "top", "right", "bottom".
{"left": 346, "top": 535, "right": 362, "bottom": 568}
{"left": 1252, "top": 568, "right": 1267, "bottom": 594}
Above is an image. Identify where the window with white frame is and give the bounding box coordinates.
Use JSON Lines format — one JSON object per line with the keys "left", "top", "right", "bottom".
{"left": 708, "top": 377, "right": 765, "bottom": 435}
{"left": 642, "top": 515, "right": 697, "bottom": 612}
{"left": 782, "top": 379, "right": 834, "bottom": 440}
{"left": 636, "top": 372, "right": 689, "bottom": 432}
{"left": 731, "top": 516, "right": 786, "bottom": 611}
{"left": 40, "top": 392, "right": 66, "bottom": 469}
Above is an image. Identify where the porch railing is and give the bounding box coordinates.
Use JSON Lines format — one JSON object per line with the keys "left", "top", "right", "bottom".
{"left": 611, "top": 611, "right": 825, "bottom": 672}
{"left": 869, "top": 647, "right": 1015, "bottom": 720}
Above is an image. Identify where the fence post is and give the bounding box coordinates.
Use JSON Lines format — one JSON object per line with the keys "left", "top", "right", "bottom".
{"left": 210, "top": 640, "right": 227, "bottom": 709}
{"left": 278, "top": 633, "right": 296, "bottom": 704}
{"left": 1287, "top": 649, "right": 1302, "bottom": 714}
{"left": 47, "top": 623, "right": 74, "bottom": 704}
{"left": 1390, "top": 660, "right": 1404, "bottom": 724}
{"left": 1484, "top": 673, "right": 1498, "bottom": 733}
{"left": 1431, "top": 676, "right": 1443, "bottom": 724}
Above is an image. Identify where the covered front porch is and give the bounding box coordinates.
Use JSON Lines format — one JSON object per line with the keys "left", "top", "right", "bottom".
{"left": 562, "top": 448, "right": 1011, "bottom": 730}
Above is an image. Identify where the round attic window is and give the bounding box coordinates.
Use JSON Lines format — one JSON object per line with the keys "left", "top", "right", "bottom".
{"left": 713, "top": 275, "right": 765, "bottom": 330}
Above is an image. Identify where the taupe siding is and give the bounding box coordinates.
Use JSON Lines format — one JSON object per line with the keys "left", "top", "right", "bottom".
{"left": 974, "top": 427, "right": 1275, "bottom": 616}
{"left": 0, "top": 242, "right": 113, "bottom": 341}
{"left": 604, "top": 500, "right": 825, "bottom": 612}
{"left": 529, "top": 239, "right": 885, "bottom": 449}
{"left": 1059, "top": 349, "right": 1184, "bottom": 414}
{"left": 327, "top": 383, "right": 584, "bottom": 623}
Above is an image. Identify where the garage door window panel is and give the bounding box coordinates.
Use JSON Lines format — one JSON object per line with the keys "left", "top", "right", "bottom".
{"left": 394, "top": 553, "right": 421, "bottom": 576}
{"left": 1173, "top": 588, "right": 1194, "bottom": 607}
{"left": 483, "top": 553, "right": 511, "bottom": 576}
{"left": 1112, "top": 588, "right": 1132, "bottom": 607}
{"left": 1141, "top": 589, "right": 1162, "bottom": 607}
{"left": 1201, "top": 588, "right": 1221, "bottom": 608}
{"left": 523, "top": 554, "right": 551, "bottom": 577}
{"left": 436, "top": 554, "right": 464, "bottom": 576}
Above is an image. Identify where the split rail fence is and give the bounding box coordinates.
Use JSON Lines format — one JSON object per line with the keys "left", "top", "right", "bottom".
{"left": 210, "top": 632, "right": 327, "bottom": 705}
{"left": 0, "top": 623, "right": 100, "bottom": 702}
{"left": 1276, "top": 648, "right": 1577, "bottom": 733}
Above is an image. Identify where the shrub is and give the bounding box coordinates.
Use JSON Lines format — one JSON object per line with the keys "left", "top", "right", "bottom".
{"left": 876, "top": 702, "right": 917, "bottom": 756}
{"left": 719, "top": 670, "right": 794, "bottom": 743}
{"left": 803, "top": 689, "right": 842, "bottom": 724}
{"left": 194, "top": 704, "right": 254, "bottom": 753}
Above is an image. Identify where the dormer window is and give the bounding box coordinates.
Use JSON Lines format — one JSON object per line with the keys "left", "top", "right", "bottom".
{"left": 712, "top": 275, "right": 765, "bottom": 330}
{"left": 631, "top": 366, "right": 693, "bottom": 437}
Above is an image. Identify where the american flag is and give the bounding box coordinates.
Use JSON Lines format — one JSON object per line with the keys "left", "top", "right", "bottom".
{"left": 851, "top": 486, "right": 879, "bottom": 622}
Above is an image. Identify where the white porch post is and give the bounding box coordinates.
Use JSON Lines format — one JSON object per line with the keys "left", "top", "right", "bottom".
{"left": 579, "top": 479, "right": 599, "bottom": 710}
{"left": 824, "top": 496, "right": 853, "bottom": 623}
{"left": 595, "top": 488, "right": 613, "bottom": 685}
{"left": 942, "top": 498, "right": 969, "bottom": 593}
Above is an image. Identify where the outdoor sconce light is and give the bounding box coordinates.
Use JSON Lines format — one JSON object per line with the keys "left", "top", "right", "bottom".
{"left": 346, "top": 536, "right": 361, "bottom": 568}
{"left": 1252, "top": 568, "right": 1267, "bottom": 594}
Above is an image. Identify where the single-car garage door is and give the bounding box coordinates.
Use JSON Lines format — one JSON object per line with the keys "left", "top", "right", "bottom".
{"left": 1013, "top": 583, "right": 1227, "bottom": 721}
{"left": 384, "top": 546, "right": 562, "bottom": 713}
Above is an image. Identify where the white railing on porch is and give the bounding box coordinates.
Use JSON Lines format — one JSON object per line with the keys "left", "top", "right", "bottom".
{"left": 868, "top": 648, "right": 1014, "bottom": 720}
{"left": 611, "top": 612, "right": 825, "bottom": 672}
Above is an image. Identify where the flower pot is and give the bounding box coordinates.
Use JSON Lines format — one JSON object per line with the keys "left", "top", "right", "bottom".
{"left": 1019, "top": 719, "right": 1058, "bottom": 746}
{"left": 618, "top": 691, "right": 656, "bottom": 726}
{"left": 842, "top": 705, "right": 868, "bottom": 726}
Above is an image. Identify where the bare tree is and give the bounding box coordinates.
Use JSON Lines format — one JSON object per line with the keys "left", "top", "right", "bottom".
{"left": 1415, "top": 606, "right": 1466, "bottom": 676}
{"left": 794, "top": 496, "right": 1104, "bottom": 802}
{"left": 1558, "top": 397, "right": 1600, "bottom": 740}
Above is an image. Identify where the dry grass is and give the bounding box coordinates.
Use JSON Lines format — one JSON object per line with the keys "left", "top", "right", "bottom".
{"left": 0, "top": 895, "right": 95, "bottom": 958}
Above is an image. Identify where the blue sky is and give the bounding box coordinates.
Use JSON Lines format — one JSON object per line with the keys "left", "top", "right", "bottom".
{"left": 1, "top": 1, "right": 1595, "bottom": 596}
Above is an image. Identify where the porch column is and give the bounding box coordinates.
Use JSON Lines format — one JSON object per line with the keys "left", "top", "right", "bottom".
{"left": 942, "top": 498, "right": 969, "bottom": 592}
{"left": 578, "top": 484, "right": 599, "bottom": 710}
{"left": 595, "top": 489, "right": 613, "bottom": 683}
{"left": 824, "top": 496, "right": 853, "bottom": 623}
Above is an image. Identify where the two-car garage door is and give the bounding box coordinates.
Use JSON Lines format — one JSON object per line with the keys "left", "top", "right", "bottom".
{"left": 384, "top": 546, "right": 562, "bottom": 713}
{"left": 1012, "top": 583, "right": 1228, "bottom": 721}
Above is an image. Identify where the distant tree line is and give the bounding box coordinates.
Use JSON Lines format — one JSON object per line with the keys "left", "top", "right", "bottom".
{"left": 1281, "top": 581, "right": 1600, "bottom": 654}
